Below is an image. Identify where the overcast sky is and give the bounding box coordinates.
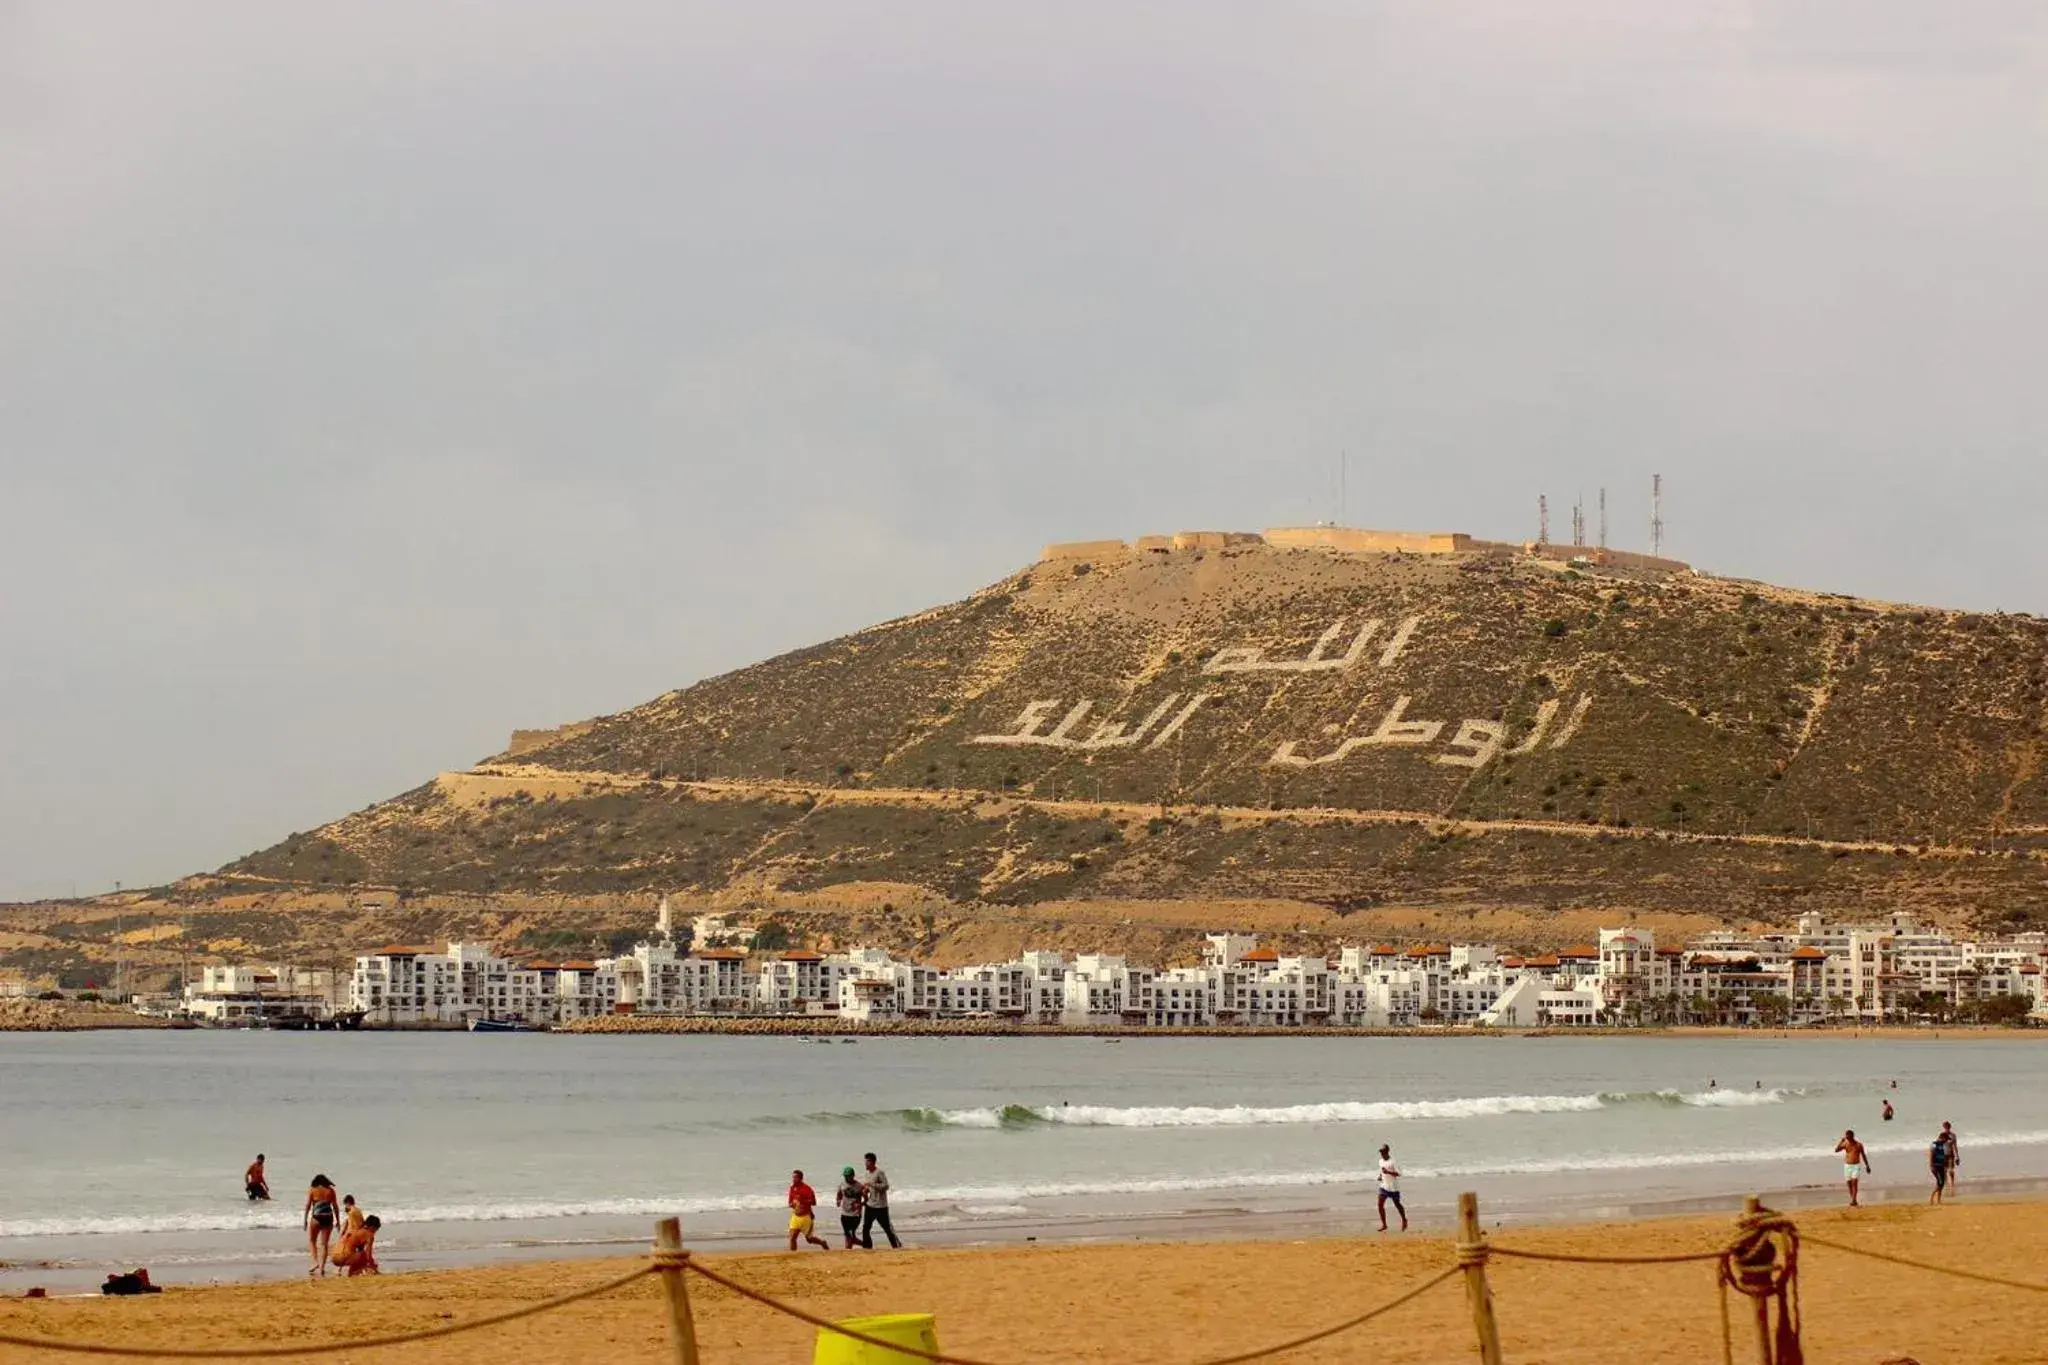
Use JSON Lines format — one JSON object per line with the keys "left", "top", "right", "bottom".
{"left": 4, "top": 1, "right": 2046, "bottom": 901}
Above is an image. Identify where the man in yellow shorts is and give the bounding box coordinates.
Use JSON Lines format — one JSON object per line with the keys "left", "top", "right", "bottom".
{"left": 787, "top": 1169, "right": 830, "bottom": 1251}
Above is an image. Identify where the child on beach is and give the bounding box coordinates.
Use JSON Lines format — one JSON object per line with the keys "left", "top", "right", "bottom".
{"left": 787, "top": 1170, "right": 830, "bottom": 1251}
{"left": 331, "top": 1215, "right": 381, "bottom": 1276}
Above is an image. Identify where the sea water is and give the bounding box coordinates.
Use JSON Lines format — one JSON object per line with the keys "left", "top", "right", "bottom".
{"left": 3, "top": 1031, "right": 2044, "bottom": 1287}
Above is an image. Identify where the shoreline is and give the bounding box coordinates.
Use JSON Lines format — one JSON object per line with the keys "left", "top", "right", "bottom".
{"left": 4, "top": 1013, "right": 2038, "bottom": 1037}
{"left": 9, "top": 1199, "right": 2048, "bottom": 1363}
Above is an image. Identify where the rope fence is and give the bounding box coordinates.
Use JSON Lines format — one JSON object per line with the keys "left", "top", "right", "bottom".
{"left": 3, "top": 1197, "right": 2046, "bottom": 1364}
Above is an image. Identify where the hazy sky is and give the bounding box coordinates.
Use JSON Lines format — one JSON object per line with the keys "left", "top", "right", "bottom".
{"left": 5, "top": 2, "right": 2047, "bottom": 900}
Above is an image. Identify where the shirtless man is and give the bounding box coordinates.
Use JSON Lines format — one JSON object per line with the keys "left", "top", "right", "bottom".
{"left": 1834, "top": 1130, "right": 1871, "bottom": 1207}
{"left": 244, "top": 1154, "right": 270, "bottom": 1201}
{"left": 1939, "top": 1121, "right": 1961, "bottom": 1192}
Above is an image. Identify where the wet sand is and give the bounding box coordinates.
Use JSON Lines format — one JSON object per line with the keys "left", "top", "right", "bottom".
{"left": 7, "top": 1198, "right": 2047, "bottom": 1363}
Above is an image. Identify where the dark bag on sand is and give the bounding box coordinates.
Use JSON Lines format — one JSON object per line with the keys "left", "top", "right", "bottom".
{"left": 101, "top": 1270, "right": 161, "bottom": 1295}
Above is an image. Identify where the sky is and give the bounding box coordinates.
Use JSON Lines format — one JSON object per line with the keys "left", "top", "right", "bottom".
{"left": 4, "top": 1, "right": 2047, "bottom": 901}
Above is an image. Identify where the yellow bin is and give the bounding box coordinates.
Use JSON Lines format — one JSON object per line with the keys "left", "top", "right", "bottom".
{"left": 813, "top": 1312, "right": 940, "bottom": 1365}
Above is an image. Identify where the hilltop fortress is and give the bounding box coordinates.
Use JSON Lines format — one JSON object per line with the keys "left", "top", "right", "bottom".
{"left": 1041, "top": 524, "right": 1691, "bottom": 576}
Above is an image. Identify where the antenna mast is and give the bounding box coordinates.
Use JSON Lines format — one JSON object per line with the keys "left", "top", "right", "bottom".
{"left": 1598, "top": 487, "right": 1608, "bottom": 551}
{"left": 1651, "top": 474, "right": 1665, "bottom": 558}
{"left": 1538, "top": 495, "right": 1549, "bottom": 547}
{"left": 1571, "top": 496, "right": 1585, "bottom": 548}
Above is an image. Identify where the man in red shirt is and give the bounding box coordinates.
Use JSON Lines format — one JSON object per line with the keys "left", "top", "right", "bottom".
{"left": 787, "top": 1169, "right": 830, "bottom": 1251}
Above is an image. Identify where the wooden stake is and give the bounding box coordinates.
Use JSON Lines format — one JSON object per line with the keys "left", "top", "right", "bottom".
{"left": 1740, "top": 1197, "right": 1772, "bottom": 1365}
{"left": 1458, "top": 1192, "right": 1505, "bottom": 1365}
{"left": 654, "top": 1216, "right": 700, "bottom": 1365}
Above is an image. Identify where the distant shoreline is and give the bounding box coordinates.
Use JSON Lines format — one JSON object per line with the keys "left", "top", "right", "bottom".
{"left": 3, "top": 1010, "right": 2035, "bottom": 1038}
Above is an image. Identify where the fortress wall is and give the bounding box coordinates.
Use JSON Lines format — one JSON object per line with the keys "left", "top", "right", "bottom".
{"left": 1038, "top": 539, "right": 1133, "bottom": 562}
{"left": 507, "top": 721, "right": 597, "bottom": 756}
{"left": 1169, "top": 530, "right": 1263, "bottom": 551}
{"left": 1264, "top": 526, "right": 1472, "bottom": 555}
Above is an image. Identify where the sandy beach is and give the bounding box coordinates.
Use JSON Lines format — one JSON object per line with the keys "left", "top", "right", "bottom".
{"left": 7, "top": 1199, "right": 2046, "bottom": 1364}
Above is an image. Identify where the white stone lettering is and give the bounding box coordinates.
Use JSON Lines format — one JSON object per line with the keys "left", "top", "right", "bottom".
{"left": 1435, "top": 719, "right": 1505, "bottom": 769}
{"left": 1203, "top": 615, "right": 1423, "bottom": 676}
{"left": 1548, "top": 693, "right": 1594, "bottom": 749}
{"left": 1268, "top": 696, "right": 1447, "bottom": 767}
{"left": 971, "top": 693, "right": 1214, "bottom": 751}
{"left": 1269, "top": 693, "right": 1595, "bottom": 770}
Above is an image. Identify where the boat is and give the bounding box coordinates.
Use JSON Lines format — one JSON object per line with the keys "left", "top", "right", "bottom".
{"left": 466, "top": 1018, "right": 543, "bottom": 1034}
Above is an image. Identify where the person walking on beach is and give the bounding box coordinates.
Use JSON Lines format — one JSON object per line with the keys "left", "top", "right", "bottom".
{"left": 245, "top": 1154, "right": 270, "bottom": 1201}
{"left": 1376, "top": 1144, "right": 1407, "bottom": 1232}
{"left": 1939, "top": 1121, "right": 1961, "bottom": 1192}
{"left": 786, "top": 1170, "right": 830, "bottom": 1251}
{"left": 1833, "top": 1131, "right": 1871, "bottom": 1207}
{"left": 304, "top": 1173, "right": 340, "bottom": 1275}
{"left": 835, "top": 1166, "right": 866, "bottom": 1249}
{"left": 859, "top": 1152, "right": 902, "bottom": 1249}
{"left": 1928, "top": 1131, "right": 1953, "bottom": 1204}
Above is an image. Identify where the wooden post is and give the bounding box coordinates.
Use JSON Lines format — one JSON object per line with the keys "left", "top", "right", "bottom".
{"left": 1457, "top": 1192, "right": 1505, "bottom": 1365}
{"left": 1740, "top": 1197, "right": 1771, "bottom": 1365}
{"left": 654, "top": 1216, "right": 700, "bottom": 1365}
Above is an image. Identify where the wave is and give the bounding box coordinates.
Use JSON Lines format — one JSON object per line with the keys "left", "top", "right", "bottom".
{"left": 8, "top": 1126, "right": 2048, "bottom": 1240}
{"left": 905, "top": 1089, "right": 1803, "bottom": 1130}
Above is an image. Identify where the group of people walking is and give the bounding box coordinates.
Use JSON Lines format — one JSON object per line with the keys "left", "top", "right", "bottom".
{"left": 245, "top": 1155, "right": 380, "bottom": 1276}
{"left": 787, "top": 1153, "right": 902, "bottom": 1251}
{"left": 1834, "top": 1118, "right": 1961, "bottom": 1208}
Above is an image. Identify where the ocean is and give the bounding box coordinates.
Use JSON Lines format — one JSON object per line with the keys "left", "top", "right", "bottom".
{"left": 3, "top": 1031, "right": 2044, "bottom": 1289}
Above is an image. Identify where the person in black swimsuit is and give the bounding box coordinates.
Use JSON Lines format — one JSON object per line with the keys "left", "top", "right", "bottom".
{"left": 304, "top": 1173, "right": 340, "bottom": 1276}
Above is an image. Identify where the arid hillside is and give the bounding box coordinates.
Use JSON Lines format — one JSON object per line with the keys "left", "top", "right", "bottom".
{"left": 14, "top": 533, "right": 2048, "bottom": 981}
{"left": 221, "top": 537, "right": 2048, "bottom": 920}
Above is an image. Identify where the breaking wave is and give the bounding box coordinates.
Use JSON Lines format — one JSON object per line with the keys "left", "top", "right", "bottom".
{"left": 897, "top": 1088, "right": 1803, "bottom": 1130}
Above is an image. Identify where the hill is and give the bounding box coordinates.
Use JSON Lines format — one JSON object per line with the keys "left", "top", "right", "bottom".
{"left": 18, "top": 526, "right": 2048, "bottom": 980}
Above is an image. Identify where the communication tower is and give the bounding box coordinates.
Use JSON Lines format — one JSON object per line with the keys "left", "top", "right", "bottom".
{"left": 1571, "top": 497, "right": 1585, "bottom": 548}
{"left": 1599, "top": 487, "right": 1608, "bottom": 551}
{"left": 1651, "top": 474, "right": 1665, "bottom": 559}
{"left": 1538, "top": 495, "right": 1550, "bottom": 547}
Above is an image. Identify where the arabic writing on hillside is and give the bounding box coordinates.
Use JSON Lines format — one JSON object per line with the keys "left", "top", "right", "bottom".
{"left": 965, "top": 612, "right": 1594, "bottom": 769}
{"left": 1268, "top": 693, "right": 1593, "bottom": 769}
{"left": 1203, "top": 615, "right": 1422, "bottom": 675}
{"left": 969, "top": 693, "right": 1211, "bottom": 751}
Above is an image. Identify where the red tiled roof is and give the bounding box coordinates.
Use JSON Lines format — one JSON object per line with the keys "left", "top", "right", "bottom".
{"left": 1560, "top": 944, "right": 1598, "bottom": 957}
{"left": 1241, "top": 948, "right": 1280, "bottom": 962}
{"left": 1791, "top": 947, "right": 1827, "bottom": 960}
{"left": 369, "top": 945, "right": 435, "bottom": 956}
{"left": 779, "top": 952, "right": 824, "bottom": 962}
{"left": 693, "top": 949, "right": 747, "bottom": 961}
